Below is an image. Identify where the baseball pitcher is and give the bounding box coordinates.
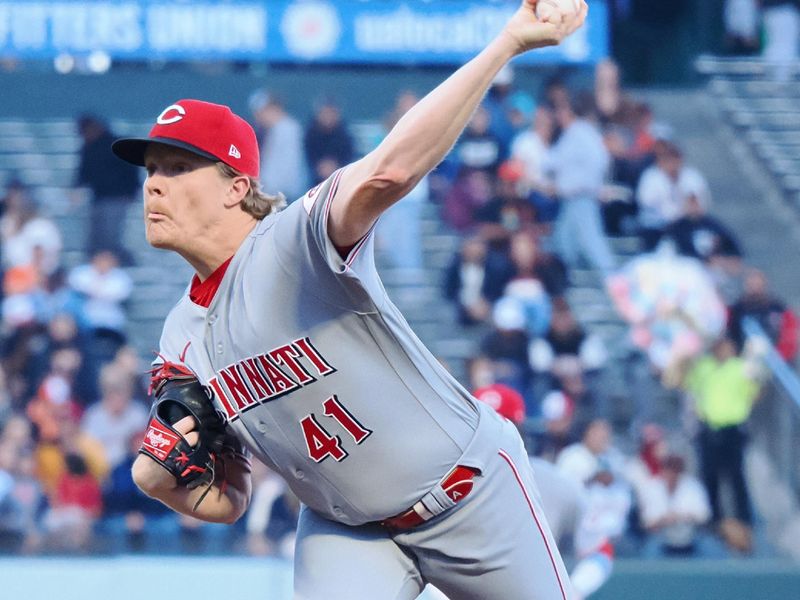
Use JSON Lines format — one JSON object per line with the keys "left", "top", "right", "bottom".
{"left": 114, "top": 2, "right": 588, "bottom": 598}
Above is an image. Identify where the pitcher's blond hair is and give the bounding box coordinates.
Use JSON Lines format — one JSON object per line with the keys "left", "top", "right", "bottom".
{"left": 216, "top": 162, "right": 286, "bottom": 219}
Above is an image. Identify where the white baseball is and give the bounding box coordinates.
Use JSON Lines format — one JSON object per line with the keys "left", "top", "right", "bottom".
{"left": 535, "top": 0, "right": 581, "bottom": 22}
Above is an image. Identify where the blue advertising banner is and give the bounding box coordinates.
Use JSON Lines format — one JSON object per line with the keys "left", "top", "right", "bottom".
{"left": 0, "top": 0, "right": 608, "bottom": 64}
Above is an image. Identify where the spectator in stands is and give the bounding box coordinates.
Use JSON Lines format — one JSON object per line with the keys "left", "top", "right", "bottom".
{"left": 1, "top": 245, "right": 48, "bottom": 334}
{"left": 557, "top": 419, "right": 626, "bottom": 484}
{"left": 441, "top": 168, "right": 494, "bottom": 232}
{"left": 40, "top": 264, "right": 84, "bottom": 323}
{"left": 543, "top": 76, "right": 571, "bottom": 113}
{"left": 42, "top": 452, "right": 102, "bottom": 551}
{"left": 603, "top": 102, "right": 658, "bottom": 190}
{"left": 762, "top": 0, "right": 800, "bottom": 81}
{"left": 510, "top": 106, "right": 559, "bottom": 222}
{"left": 34, "top": 404, "right": 108, "bottom": 499}
{"left": 26, "top": 346, "right": 84, "bottom": 444}
{"left": 728, "top": 268, "right": 799, "bottom": 362}
{"left": 249, "top": 90, "right": 306, "bottom": 202}
{"left": 474, "top": 161, "right": 540, "bottom": 244}
{"left": 503, "top": 277, "right": 552, "bottom": 342}
{"left": 0, "top": 442, "right": 46, "bottom": 554}
{"left": 636, "top": 140, "right": 711, "bottom": 251}
{"left": 488, "top": 233, "right": 566, "bottom": 339}
{"left": 662, "top": 193, "right": 742, "bottom": 263}
{"left": 684, "top": 335, "right": 761, "bottom": 552}
{"left": 492, "top": 229, "right": 568, "bottom": 302}
{"left": 10, "top": 312, "right": 93, "bottom": 411}
{"left": 0, "top": 413, "right": 33, "bottom": 457}
{"left": 638, "top": 453, "right": 716, "bottom": 558}
{"left": 625, "top": 423, "right": 668, "bottom": 505}
{"left": 479, "top": 297, "right": 531, "bottom": 396}
{"left": 724, "top": 0, "right": 760, "bottom": 54}
{"left": 628, "top": 103, "right": 659, "bottom": 161}
{"left": 449, "top": 106, "right": 504, "bottom": 178}
{"left": 557, "top": 420, "right": 633, "bottom": 557}
{"left": 548, "top": 92, "right": 616, "bottom": 277}
{"left": 68, "top": 250, "right": 133, "bottom": 365}
{"left": 99, "top": 431, "right": 176, "bottom": 553}
{"left": 532, "top": 390, "right": 577, "bottom": 462}
{"left": 551, "top": 354, "right": 609, "bottom": 429}
{"left": 304, "top": 97, "right": 355, "bottom": 185}
{"left": 74, "top": 115, "right": 139, "bottom": 265}
{"left": 81, "top": 363, "right": 147, "bottom": 470}
{"left": 443, "top": 236, "right": 499, "bottom": 325}
{"left": 529, "top": 298, "right": 608, "bottom": 402}
{"left": 0, "top": 180, "right": 62, "bottom": 277}
{"left": 110, "top": 344, "right": 150, "bottom": 402}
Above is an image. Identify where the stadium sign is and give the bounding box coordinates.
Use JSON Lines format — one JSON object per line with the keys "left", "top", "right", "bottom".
{"left": 0, "top": 0, "right": 608, "bottom": 64}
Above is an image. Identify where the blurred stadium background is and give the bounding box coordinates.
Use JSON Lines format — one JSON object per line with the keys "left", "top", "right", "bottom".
{"left": 0, "top": 0, "right": 799, "bottom": 598}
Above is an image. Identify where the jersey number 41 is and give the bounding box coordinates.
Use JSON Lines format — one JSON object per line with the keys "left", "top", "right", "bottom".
{"left": 300, "top": 395, "right": 372, "bottom": 463}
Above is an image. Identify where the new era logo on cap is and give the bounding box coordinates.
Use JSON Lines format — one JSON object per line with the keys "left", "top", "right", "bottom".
{"left": 111, "top": 99, "right": 260, "bottom": 179}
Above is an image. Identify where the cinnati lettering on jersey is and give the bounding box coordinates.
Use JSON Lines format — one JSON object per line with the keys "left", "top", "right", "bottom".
{"left": 207, "top": 336, "right": 336, "bottom": 421}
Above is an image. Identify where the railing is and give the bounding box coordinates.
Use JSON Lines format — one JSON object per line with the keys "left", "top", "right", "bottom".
{"left": 742, "top": 316, "right": 800, "bottom": 498}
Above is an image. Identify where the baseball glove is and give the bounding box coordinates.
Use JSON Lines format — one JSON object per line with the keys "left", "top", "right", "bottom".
{"left": 139, "top": 361, "right": 229, "bottom": 508}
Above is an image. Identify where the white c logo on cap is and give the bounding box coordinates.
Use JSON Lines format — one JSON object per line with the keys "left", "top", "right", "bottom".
{"left": 156, "top": 104, "right": 186, "bottom": 125}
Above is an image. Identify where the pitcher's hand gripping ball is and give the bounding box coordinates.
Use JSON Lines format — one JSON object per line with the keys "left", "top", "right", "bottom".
{"left": 535, "top": 0, "right": 581, "bottom": 22}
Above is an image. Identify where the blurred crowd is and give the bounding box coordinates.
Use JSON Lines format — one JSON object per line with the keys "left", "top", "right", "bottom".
{"left": 0, "top": 54, "right": 796, "bottom": 567}
{"left": 435, "top": 58, "right": 797, "bottom": 560}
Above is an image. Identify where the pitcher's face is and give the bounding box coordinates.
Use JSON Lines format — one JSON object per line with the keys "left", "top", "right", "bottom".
{"left": 142, "top": 144, "right": 228, "bottom": 252}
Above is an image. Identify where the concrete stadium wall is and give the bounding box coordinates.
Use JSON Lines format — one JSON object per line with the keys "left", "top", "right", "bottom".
{"left": 594, "top": 559, "right": 800, "bottom": 600}
{"left": 0, "top": 556, "right": 293, "bottom": 600}
{"left": 0, "top": 557, "right": 798, "bottom": 600}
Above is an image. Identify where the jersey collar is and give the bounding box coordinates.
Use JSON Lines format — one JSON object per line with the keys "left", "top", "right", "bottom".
{"left": 189, "top": 256, "right": 233, "bottom": 308}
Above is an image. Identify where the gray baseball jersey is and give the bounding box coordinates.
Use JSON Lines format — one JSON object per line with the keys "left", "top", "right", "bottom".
{"left": 157, "top": 169, "right": 488, "bottom": 525}
{"left": 156, "top": 170, "right": 573, "bottom": 599}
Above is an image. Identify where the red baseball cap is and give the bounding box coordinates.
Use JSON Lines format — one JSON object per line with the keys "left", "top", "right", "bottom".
{"left": 473, "top": 384, "right": 526, "bottom": 425}
{"left": 111, "top": 99, "right": 260, "bottom": 178}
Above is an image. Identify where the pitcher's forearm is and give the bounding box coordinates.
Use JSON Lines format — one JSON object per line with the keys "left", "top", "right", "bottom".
{"left": 132, "top": 453, "right": 252, "bottom": 524}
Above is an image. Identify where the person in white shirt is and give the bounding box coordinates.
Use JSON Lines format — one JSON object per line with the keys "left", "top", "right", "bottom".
{"left": 638, "top": 454, "right": 714, "bottom": 557}
{"left": 556, "top": 419, "right": 626, "bottom": 484}
{"left": 68, "top": 250, "right": 133, "bottom": 338}
{"left": 0, "top": 182, "right": 62, "bottom": 277}
{"left": 635, "top": 140, "right": 710, "bottom": 251}
{"left": 511, "top": 105, "right": 555, "bottom": 195}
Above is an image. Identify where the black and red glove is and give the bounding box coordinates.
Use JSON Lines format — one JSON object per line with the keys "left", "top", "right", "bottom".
{"left": 139, "top": 364, "right": 228, "bottom": 491}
